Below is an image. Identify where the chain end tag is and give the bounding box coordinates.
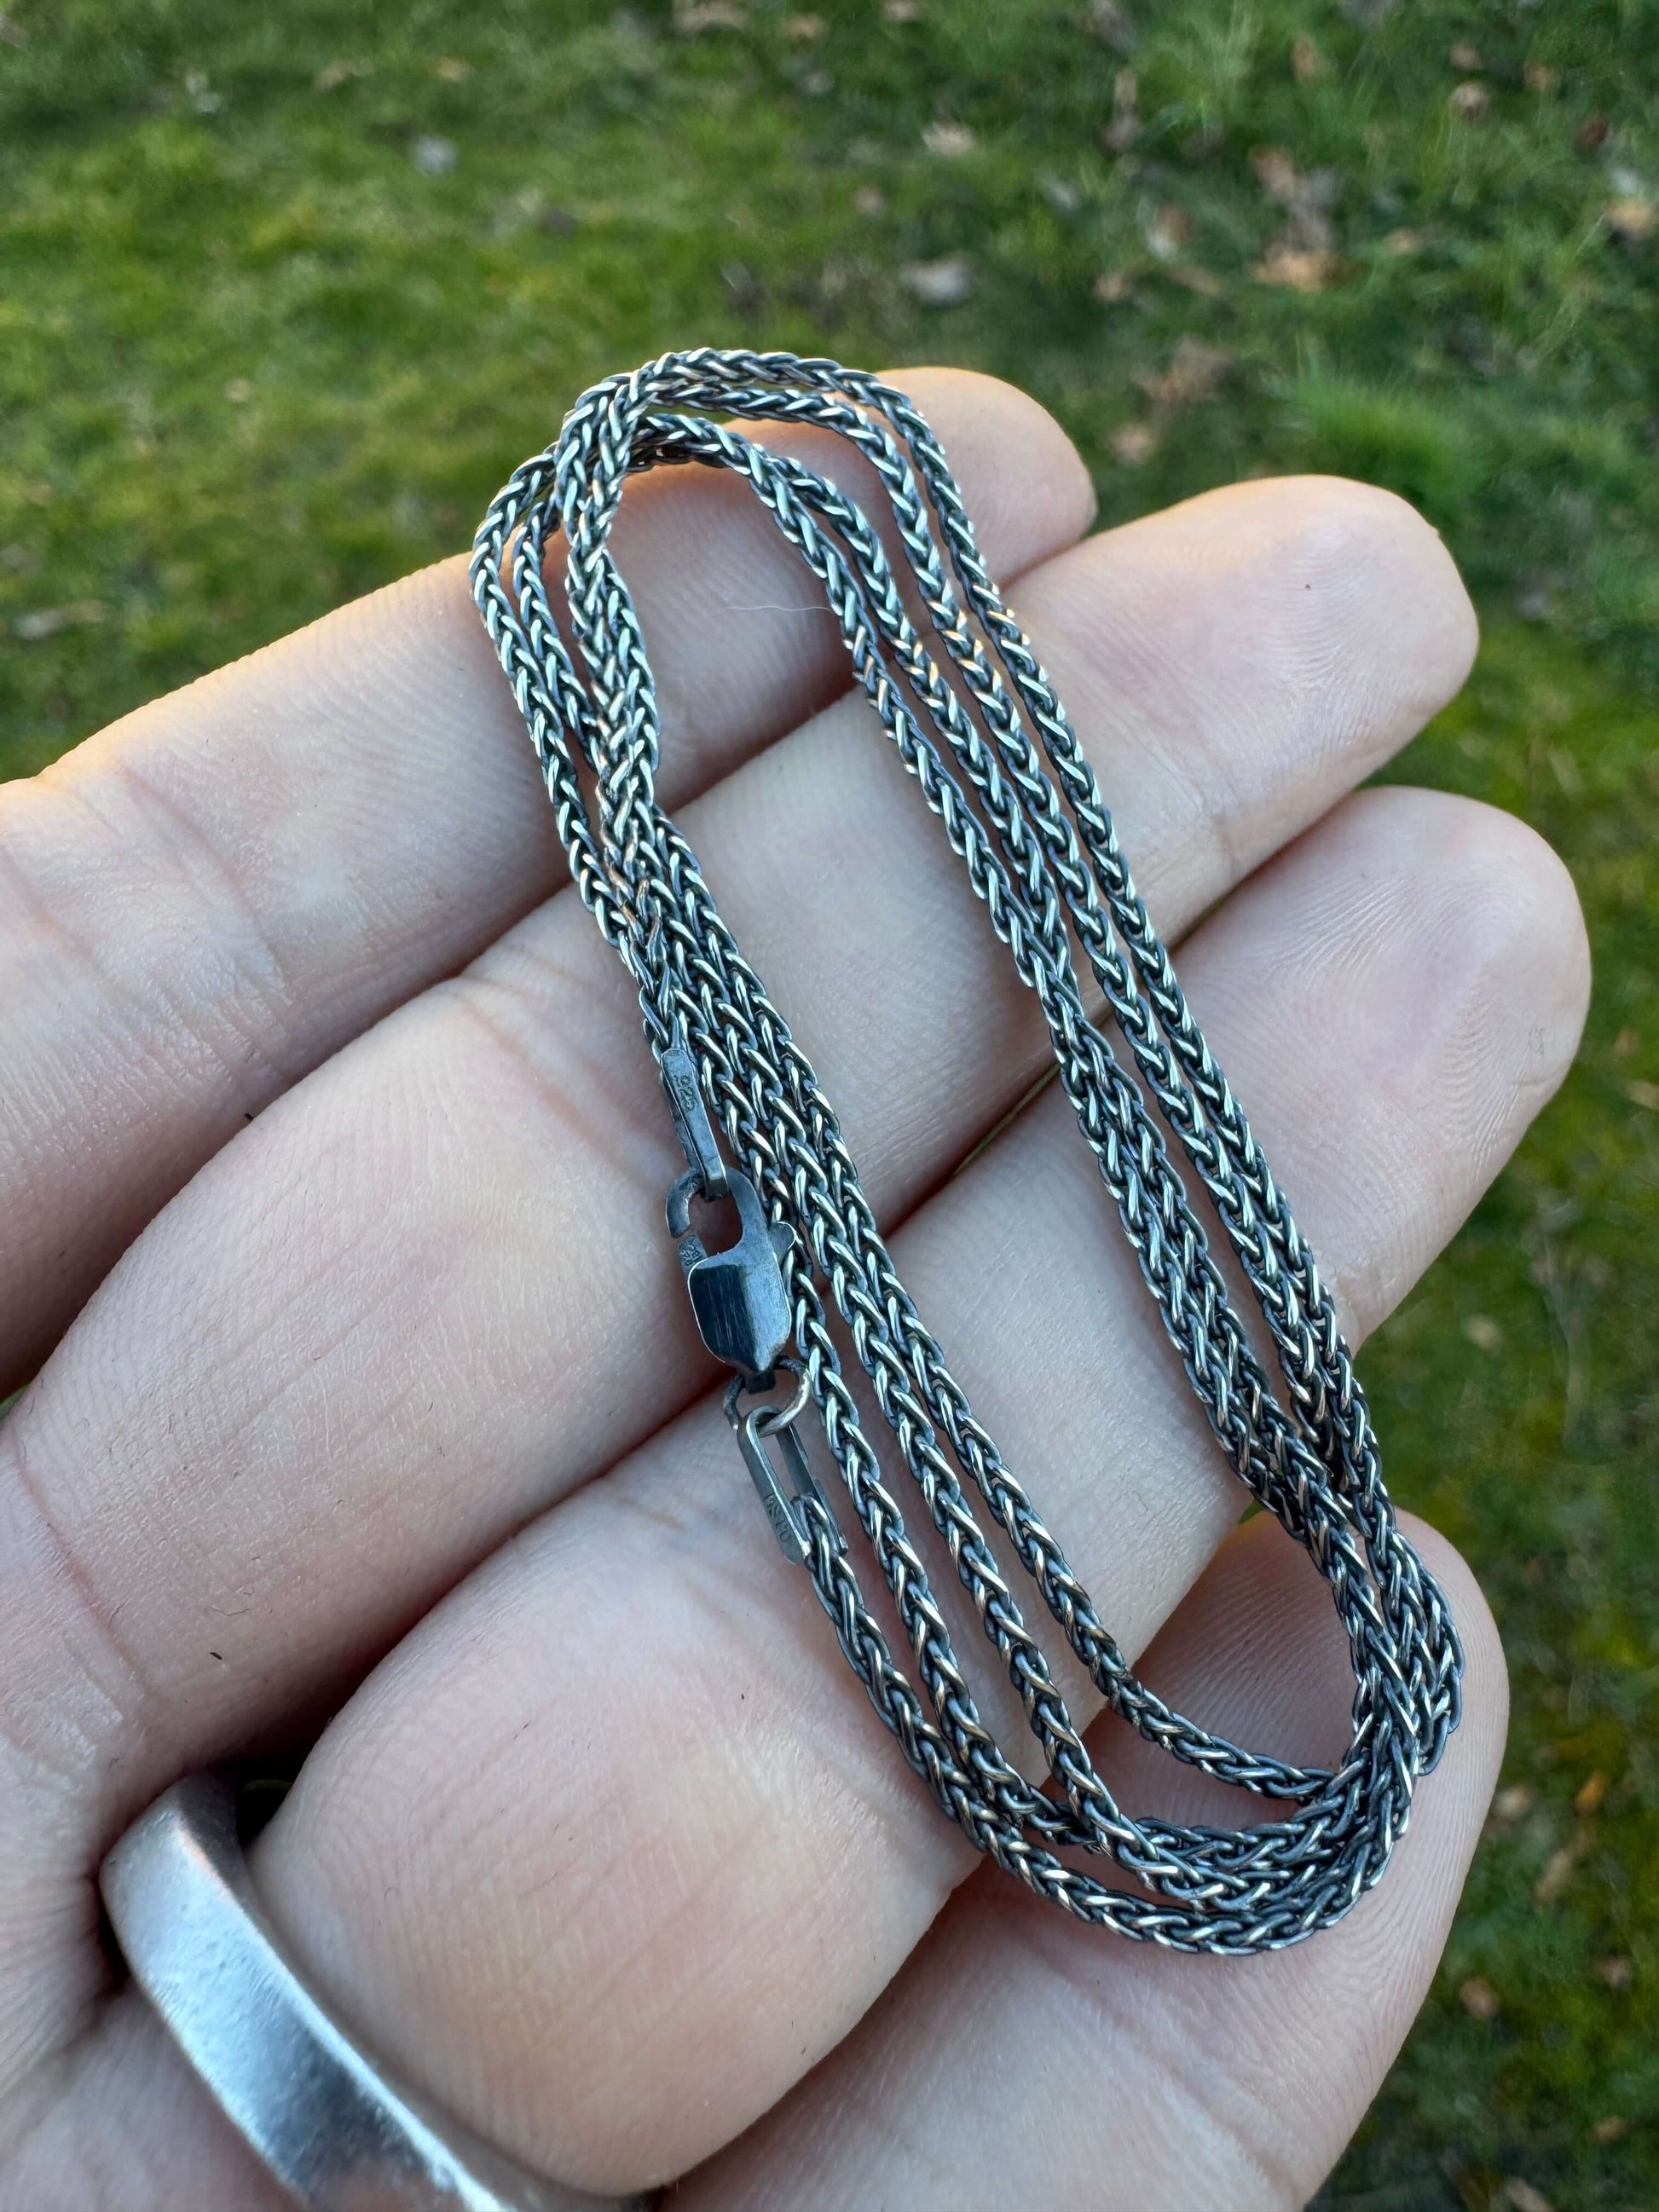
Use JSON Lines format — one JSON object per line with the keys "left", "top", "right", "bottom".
{"left": 660, "top": 1037, "right": 728, "bottom": 1201}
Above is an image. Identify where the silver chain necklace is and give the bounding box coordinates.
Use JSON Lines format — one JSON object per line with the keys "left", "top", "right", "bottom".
{"left": 470, "top": 347, "right": 1462, "bottom": 1953}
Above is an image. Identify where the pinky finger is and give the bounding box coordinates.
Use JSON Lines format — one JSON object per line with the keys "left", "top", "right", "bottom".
{"left": 671, "top": 1512, "right": 1506, "bottom": 2212}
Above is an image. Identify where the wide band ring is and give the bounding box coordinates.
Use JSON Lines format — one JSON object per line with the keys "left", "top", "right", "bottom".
{"left": 101, "top": 1770, "right": 637, "bottom": 2211}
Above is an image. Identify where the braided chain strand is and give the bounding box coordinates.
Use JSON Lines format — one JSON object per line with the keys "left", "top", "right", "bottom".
{"left": 471, "top": 348, "right": 1463, "bottom": 1953}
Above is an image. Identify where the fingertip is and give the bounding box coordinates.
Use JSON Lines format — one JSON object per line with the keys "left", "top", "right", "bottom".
{"left": 1450, "top": 793, "right": 1593, "bottom": 1082}
{"left": 1359, "top": 785, "right": 1590, "bottom": 1127}
{"left": 1269, "top": 472, "right": 1481, "bottom": 713}
{"left": 884, "top": 364, "right": 1098, "bottom": 561}
{"left": 1396, "top": 1511, "right": 1510, "bottom": 1808}
{"left": 1107, "top": 471, "right": 1480, "bottom": 768}
{"left": 1198, "top": 780, "right": 1587, "bottom": 1344}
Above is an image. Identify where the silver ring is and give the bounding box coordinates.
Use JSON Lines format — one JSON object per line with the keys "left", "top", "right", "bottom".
{"left": 101, "top": 1770, "right": 638, "bottom": 2210}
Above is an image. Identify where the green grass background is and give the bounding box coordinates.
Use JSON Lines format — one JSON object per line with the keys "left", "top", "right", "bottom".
{"left": 2, "top": 2, "right": 1655, "bottom": 2203}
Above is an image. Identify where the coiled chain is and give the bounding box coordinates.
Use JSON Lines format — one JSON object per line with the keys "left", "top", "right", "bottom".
{"left": 471, "top": 347, "right": 1462, "bottom": 1953}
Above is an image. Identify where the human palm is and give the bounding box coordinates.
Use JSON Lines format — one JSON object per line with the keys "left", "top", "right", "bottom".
{"left": 0, "top": 369, "right": 1587, "bottom": 2208}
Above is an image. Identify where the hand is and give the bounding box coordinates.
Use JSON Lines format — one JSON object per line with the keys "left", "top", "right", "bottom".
{"left": 0, "top": 370, "right": 1587, "bottom": 2209}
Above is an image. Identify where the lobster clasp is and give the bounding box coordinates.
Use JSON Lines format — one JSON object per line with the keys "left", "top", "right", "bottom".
{"left": 666, "top": 1165, "right": 795, "bottom": 1383}
{"left": 660, "top": 1036, "right": 795, "bottom": 1380}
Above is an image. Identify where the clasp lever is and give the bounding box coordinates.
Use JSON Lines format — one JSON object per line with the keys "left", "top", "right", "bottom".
{"left": 725, "top": 1366, "right": 846, "bottom": 1565}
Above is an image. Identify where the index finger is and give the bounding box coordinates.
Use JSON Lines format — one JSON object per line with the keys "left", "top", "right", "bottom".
{"left": 0, "top": 368, "right": 1092, "bottom": 1391}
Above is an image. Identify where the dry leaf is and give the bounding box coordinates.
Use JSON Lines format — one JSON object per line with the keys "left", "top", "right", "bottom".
{"left": 313, "top": 57, "right": 367, "bottom": 91}
{"left": 1534, "top": 1836, "right": 1582, "bottom": 1905}
{"left": 1383, "top": 226, "right": 1427, "bottom": 256}
{"left": 1501, "top": 2182, "right": 1555, "bottom": 2212}
{"left": 882, "top": 0, "right": 922, "bottom": 19}
{"left": 1292, "top": 34, "right": 1326, "bottom": 82}
{"left": 1253, "top": 240, "right": 1338, "bottom": 291}
{"left": 1462, "top": 1314, "right": 1504, "bottom": 1354}
{"left": 1604, "top": 195, "right": 1657, "bottom": 242}
{"left": 1626, "top": 1078, "right": 1659, "bottom": 1110}
{"left": 1459, "top": 1975, "right": 1500, "bottom": 2022}
{"left": 1143, "top": 202, "right": 1194, "bottom": 260}
{"left": 1091, "top": 268, "right": 1136, "bottom": 303}
{"left": 1595, "top": 1955, "right": 1633, "bottom": 1990}
{"left": 1575, "top": 1770, "right": 1610, "bottom": 1816}
{"left": 431, "top": 55, "right": 471, "bottom": 80}
{"left": 922, "top": 119, "right": 976, "bottom": 157}
{"left": 1169, "top": 263, "right": 1226, "bottom": 297}
{"left": 224, "top": 377, "right": 254, "bottom": 403}
{"left": 1251, "top": 147, "right": 1338, "bottom": 252}
{"left": 1449, "top": 40, "right": 1484, "bottom": 70}
{"left": 1251, "top": 145, "right": 1300, "bottom": 204}
{"left": 1084, "top": 0, "right": 1136, "bottom": 53}
{"left": 1574, "top": 111, "right": 1610, "bottom": 153}
{"left": 1139, "top": 335, "right": 1234, "bottom": 407}
{"left": 1492, "top": 1782, "right": 1535, "bottom": 1822}
{"left": 1612, "top": 1025, "right": 1641, "bottom": 1059}
{"left": 1591, "top": 2115, "right": 1628, "bottom": 2145}
{"left": 673, "top": 0, "right": 747, "bottom": 30}
{"left": 1525, "top": 62, "right": 1558, "bottom": 94}
{"left": 1449, "top": 80, "right": 1491, "bottom": 121}
{"left": 1102, "top": 65, "right": 1140, "bottom": 152}
{"left": 853, "top": 184, "right": 886, "bottom": 217}
{"left": 899, "top": 252, "right": 974, "bottom": 306}
{"left": 782, "top": 11, "right": 824, "bottom": 40}
{"left": 13, "top": 601, "right": 106, "bottom": 642}
{"left": 182, "top": 67, "right": 223, "bottom": 116}
{"left": 1108, "top": 422, "right": 1159, "bottom": 466}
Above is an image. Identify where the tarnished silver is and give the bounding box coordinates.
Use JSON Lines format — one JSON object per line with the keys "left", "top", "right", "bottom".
{"left": 659, "top": 1033, "right": 729, "bottom": 1201}
{"left": 726, "top": 1360, "right": 846, "bottom": 1564}
{"left": 471, "top": 347, "right": 1464, "bottom": 1952}
{"left": 101, "top": 1771, "right": 631, "bottom": 2210}
{"left": 666, "top": 1163, "right": 795, "bottom": 1383}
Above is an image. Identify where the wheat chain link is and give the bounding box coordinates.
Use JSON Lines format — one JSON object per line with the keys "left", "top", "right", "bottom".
{"left": 471, "top": 347, "right": 1462, "bottom": 1953}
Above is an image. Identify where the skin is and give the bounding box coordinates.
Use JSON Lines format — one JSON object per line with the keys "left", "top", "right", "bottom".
{"left": 0, "top": 367, "right": 1589, "bottom": 2209}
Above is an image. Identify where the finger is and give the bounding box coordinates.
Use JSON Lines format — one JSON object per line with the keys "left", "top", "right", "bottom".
{"left": 0, "top": 368, "right": 1090, "bottom": 1392}
{"left": 0, "top": 1988, "right": 292, "bottom": 2212}
{"left": 0, "top": 476, "right": 1476, "bottom": 1905}
{"left": 672, "top": 1515, "right": 1507, "bottom": 2212}
{"left": 221, "top": 786, "right": 1582, "bottom": 2194}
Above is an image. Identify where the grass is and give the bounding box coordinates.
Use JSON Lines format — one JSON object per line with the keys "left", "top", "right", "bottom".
{"left": 1, "top": 2, "right": 1655, "bottom": 2203}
